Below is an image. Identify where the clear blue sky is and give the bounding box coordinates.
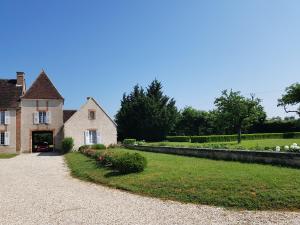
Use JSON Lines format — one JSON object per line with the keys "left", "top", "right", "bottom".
{"left": 1, "top": 0, "right": 299, "bottom": 118}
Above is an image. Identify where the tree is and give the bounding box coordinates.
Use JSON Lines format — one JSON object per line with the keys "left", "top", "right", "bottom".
{"left": 278, "top": 83, "right": 300, "bottom": 116}
{"left": 115, "top": 80, "right": 178, "bottom": 141}
{"left": 176, "top": 107, "right": 208, "bottom": 135}
{"left": 214, "top": 90, "right": 266, "bottom": 143}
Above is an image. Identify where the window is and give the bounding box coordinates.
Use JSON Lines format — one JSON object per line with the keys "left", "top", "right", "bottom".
{"left": 89, "top": 110, "right": 96, "bottom": 120}
{"left": 0, "top": 132, "right": 4, "bottom": 145}
{"left": 39, "top": 111, "right": 47, "bottom": 124}
{"left": 88, "top": 130, "right": 97, "bottom": 144}
{"left": 0, "top": 112, "right": 5, "bottom": 124}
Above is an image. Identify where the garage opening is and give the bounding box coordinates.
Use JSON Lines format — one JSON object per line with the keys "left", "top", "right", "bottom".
{"left": 32, "top": 131, "right": 54, "bottom": 152}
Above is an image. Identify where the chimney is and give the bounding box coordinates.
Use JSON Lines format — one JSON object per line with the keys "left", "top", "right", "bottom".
{"left": 16, "top": 72, "right": 26, "bottom": 93}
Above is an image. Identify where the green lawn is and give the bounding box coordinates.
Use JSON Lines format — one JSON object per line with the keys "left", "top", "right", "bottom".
{"left": 0, "top": 153, "right": 17, "bottom": 159}
{"left": 65, "top": 148, "right": 300, "bottom": 210}
{"left": 144, "top": 138, "right": 300, "bottom": 151}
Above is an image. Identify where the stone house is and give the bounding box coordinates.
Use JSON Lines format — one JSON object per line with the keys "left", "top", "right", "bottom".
{"left": 0, "top": 71, "right": 117, "bottom": 153}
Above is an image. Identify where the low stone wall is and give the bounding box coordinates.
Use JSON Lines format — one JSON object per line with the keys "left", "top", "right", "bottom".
{"left": 126, "top": 145, "right": 300, "bottom": 168}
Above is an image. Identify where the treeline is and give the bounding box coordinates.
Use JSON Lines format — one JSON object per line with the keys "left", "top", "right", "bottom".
{"left": 116, "top": 80, "right": 300, "bottom": 142}
{"left": 174, "top": 107, "right": 300, "bottom": 136}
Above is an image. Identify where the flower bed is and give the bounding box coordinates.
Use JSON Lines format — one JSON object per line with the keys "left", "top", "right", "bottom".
{"left": 79, "top": 146, "right": 147, "bottom": 174}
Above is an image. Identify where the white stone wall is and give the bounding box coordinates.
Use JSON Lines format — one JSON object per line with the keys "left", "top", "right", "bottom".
{"left": 20, "top": 99, "right": 64, "bottom": 153}
{"left": 64, "top": 98, "right": 117, "bottom": 149}
{"left": 0, "top": 110, "right": 16, "bottom": 153}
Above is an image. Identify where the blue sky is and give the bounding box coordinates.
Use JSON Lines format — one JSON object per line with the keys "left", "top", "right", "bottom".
{"left": 1, "top": 0, "right": 299, "bottom": 118}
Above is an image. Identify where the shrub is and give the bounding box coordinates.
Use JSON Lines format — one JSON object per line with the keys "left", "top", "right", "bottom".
{"left": 61, "top": 137, "right": 74, "bottom": 153}
{"left": 112, "top": 152, "right": 147, "bottom": 174}
{"left": 80, "top": 148, "right": 147, "bottom": 174}
{"left": 107, "top": 144, "right": 121, "bottom": 149}
{"left": 91, "top": 144, "right": 106, "bottom": 150}
{"left": 123, "top": 139, "right": 136, "bottom": 145}
{"left": 166, "top": 136, "right": 191, "bottom": 142}
{"left": 78, "top": 145, "right": 90, "bottom": 153}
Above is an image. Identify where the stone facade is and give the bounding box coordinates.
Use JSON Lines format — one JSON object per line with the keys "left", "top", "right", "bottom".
{"left": 0, "top": 110, "right": 17, "bottom": 153}
{"left": 64, "top": 98, "right": 117, "bottom": 149}
{"left": 0, "top": 71, "right": 117, "bottom": 153}
{"left": 20, "top": 99, "right": 64, "bottom": 153}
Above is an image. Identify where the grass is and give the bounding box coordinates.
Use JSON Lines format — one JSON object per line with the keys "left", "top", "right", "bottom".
{"left": 65, "top": 148, "right": 300, "bottom": 210}
{"left": 0, "top": 153, "right": 17, "bottom": 159}
{"left": 144, "top": 138, "right": 300, "bottom": 151}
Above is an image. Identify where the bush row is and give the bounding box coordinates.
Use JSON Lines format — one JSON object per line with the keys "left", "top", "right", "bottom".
{"left": 79, "top": 146, "right": 147, "bottom": 174}
{"left": 166, "top": 132, "right": 300, "bottom": 143}
{"left": 123, "top": 139, "right": 137, "bottom": 145}
{"left": 165, "top": 136, "right": 191, "bottom": 142}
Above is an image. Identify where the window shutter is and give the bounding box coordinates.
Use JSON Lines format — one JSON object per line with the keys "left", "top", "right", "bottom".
{"left": 84, "top": 130, "right": 90, "bottom": 145}
{"left": 4, "top": 132, "right": 10, "bottom": 146}
{"left": 4, "top": 111, "right": 10, "bottom": 125}
{"left": 46, "top": 111, "right": 51, "bottom": 124}
{"left": 97, "top": 131, "right": 101, "bottom": 144}
{"left": 33, "top": 112, "right": 39, "bottom": 124}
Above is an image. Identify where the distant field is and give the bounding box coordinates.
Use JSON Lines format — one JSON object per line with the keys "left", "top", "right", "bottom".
{"left": 145, "top": 139, "right": 300, "bottom": 151}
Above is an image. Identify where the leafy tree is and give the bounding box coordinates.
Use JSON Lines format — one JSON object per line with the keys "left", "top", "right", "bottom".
{"left": 214, "top": 90, "right": 266, "bottom": 143}
{"left": 278, "top": 83, "right": 300, "bottom": 116}
{"left": 115, "top": 80, "right": 178, "bottom": 141}
{"left": 176, "top": 107, "right": 208, "bottom": 135}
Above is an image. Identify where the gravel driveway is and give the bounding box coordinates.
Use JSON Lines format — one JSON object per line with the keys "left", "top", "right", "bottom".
{"left": 0, "top": 153, "right": 299, "bottom": 225}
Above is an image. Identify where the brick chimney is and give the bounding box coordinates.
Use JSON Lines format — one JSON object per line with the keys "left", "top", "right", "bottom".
{"left": 16, "top": 72, "right": 26, "bottom": 93}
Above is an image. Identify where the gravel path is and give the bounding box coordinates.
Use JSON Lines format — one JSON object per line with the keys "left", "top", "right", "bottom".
{"left": 0, "top": 153, "right": 300, "bottom": 225}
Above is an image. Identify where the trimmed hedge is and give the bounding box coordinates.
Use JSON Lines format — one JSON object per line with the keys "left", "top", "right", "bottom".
{"left": 166, "top": 132, "right": 300, "bottom": 143}
{"left": 123, "top": 139, "right": 137, "bottom": 145}
{"left": 166, "top": 136, "right": 191, "bottom": 142}
{"left": 110, "top": 152, "right": 147, "bottom": 174}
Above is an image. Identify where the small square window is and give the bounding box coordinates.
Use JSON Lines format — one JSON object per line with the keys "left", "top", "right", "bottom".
{"left": 89, "top": 110, "right": 96, "bottom": 120}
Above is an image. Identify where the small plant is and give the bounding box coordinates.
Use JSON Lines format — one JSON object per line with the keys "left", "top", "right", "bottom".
{"left": 91, "top": 144, "right": 106, "bottom": 150}
{"left": 61, "top": 137, "right": 74, "bottom": 153}
{"left": 275, "top": 146, "right": 281, "bottom": 152}
{"left": 290, "top": 143, "right": 300, "bottom": 152}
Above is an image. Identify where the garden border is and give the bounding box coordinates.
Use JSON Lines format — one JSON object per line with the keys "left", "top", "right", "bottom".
{"left": 125, "top": 145, "right": 300, "bottom": 168}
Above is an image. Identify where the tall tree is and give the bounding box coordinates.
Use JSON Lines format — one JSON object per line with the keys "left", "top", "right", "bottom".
{"left": 115, "top": 80, "right": 178, "bottom": 141}
{"left": 278, "top": 83, "right": 300, "bottom": 116}
{"left": 214, "top": 90, "right": 266, "bottom": 143}
{"left": 176, "top": 107, "right": 208, "bottom": 135}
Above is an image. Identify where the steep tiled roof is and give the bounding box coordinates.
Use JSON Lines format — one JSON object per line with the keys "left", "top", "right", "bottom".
{"left": 0, "top": 79, "right": 23, "bottom": 108}
{"left": 22, "top": 71, "right": 64, "bottom": 100}
{"left": 63, "top": 110, "right": 77, "bottom": 123}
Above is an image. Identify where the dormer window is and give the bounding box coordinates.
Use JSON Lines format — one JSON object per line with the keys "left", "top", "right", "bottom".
{"left": 89, "top": 110, "right": 96, "bottom": 120}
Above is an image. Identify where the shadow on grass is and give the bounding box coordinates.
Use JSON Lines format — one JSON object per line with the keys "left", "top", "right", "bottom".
{"left": 104, "top": 171, "right": 127, "bottom": 178}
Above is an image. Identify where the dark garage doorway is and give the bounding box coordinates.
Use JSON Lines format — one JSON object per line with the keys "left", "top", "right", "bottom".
{"left": 32, "top": 131, "right": 54, "bottom": 152}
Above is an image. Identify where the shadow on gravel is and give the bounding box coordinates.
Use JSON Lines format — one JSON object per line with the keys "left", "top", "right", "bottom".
{"left": 36, "top": 152, "right": 63, "bottom": 157}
